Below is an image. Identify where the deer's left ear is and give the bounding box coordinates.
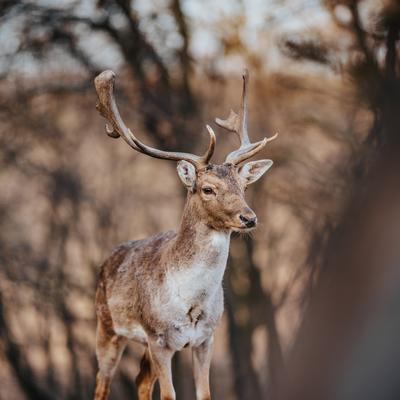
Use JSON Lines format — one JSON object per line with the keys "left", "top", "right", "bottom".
{"left": 239, "top": 160, "right": 273, "bottom": 185}
{"left": 177, "top": 160, "right": 197, "bottom": 190}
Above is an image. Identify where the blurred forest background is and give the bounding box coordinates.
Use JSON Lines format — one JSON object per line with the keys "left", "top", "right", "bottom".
{"left": 1, "top": 0, "right": 400, "bottom": 399}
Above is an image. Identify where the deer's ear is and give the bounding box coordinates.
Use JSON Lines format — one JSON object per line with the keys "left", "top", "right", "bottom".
{"left": 177, "top": 160, "right": 196, "bottom": 189}
{"left": 239, "top": 159, "right": 273, "bottom": 185}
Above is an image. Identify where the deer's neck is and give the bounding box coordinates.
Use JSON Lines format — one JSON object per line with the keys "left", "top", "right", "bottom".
{"left": 169, "top": 194, "right": 231, "bottom": 269}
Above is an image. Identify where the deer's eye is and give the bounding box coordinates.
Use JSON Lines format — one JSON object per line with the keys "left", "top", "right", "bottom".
{"left": 202, "top": 187, "right": 215, "bottom": 195}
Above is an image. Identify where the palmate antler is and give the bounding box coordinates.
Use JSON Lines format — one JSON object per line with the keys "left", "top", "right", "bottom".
{"left": 94, "top": 70, "right": 216, "bottom": 169}
{"left": 215, "top": 69, "right": 278, "bottom": 165}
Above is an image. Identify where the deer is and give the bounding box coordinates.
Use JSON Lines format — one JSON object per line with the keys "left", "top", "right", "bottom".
{"left": 93, "top": 68, "right": 277, "bottom": 400}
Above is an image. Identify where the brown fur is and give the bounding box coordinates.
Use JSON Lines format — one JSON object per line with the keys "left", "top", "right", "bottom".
{"left": 93, "top": 165, "right": 263, "bottom": 400}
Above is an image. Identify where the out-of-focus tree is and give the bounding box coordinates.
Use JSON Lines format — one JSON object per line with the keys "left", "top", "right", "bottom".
{"left": 274, "top": 1, "right": 400, "bottom": 399}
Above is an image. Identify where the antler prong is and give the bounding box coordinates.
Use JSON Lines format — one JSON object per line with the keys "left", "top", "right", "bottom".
{"left": 266, "top": 132, "right": 279, "bottom": 143}
{"left": 215, "top": 109, "right": 241, "bottom": 135}
{"left": 205, "top": 125, "right": 216, "bottom": 164}
{"left": 105, "top": 123, "right": 120, "bottom": 138}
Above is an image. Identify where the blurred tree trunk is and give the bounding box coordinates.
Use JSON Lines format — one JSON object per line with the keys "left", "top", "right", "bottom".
{"left": 226, "top": 235, "right": 284, "bottom": 399}
{"left": 275, "top": 140, "right": 400, "bottom": 400}
{"left": 225, "top": 284, "right": 262, "bottom": 400}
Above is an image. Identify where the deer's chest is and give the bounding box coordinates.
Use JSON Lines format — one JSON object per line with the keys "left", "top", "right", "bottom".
{"left": 156, "top": 232, "right": 229, "bottom": 349}
{"left": 160, "top": 267, "right": 224, "bottom": 350}
{"left": 166, "top": 231, "right": 228, "bottom": 300}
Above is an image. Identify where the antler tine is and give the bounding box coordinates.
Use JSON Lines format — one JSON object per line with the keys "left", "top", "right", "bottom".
{"left": 215, "top": 69, "right": 249, "bottom": 143}
{"left": 94, "top": 70, "right": 215, "bottom": 169}
{"left": 215, "top": 68, "right": 277, "bottom": 165}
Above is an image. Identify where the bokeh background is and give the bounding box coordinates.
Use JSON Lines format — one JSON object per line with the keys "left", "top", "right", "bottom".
{"left": 1, "top": 0, "right": 400, "bottom": 399}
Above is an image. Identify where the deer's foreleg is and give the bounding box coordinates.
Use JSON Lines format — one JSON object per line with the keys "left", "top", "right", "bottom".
{"left": 192, "top": 336, "right": 214, "bottom": 400}
{"left": 148, "top": 339, "right": 176, "bottom": 400}
{"left": 94, "top": 321, "right": 127, "bottom": 400}
{"left": 136, "top": 348, "right": 157, "bottom": 400}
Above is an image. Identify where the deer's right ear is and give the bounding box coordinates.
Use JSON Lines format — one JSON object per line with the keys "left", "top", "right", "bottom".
{"left": 177, "top": 160, "right": 196, "bottom": 190}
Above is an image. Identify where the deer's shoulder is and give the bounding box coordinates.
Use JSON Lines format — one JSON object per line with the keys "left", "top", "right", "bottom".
{"left": 99, "top": 231, "right": 177, "bottom": 279}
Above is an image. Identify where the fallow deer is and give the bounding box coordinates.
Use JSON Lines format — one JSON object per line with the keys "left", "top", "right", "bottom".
{"left": 93, "top": 69, "right": 277, "bottom": 400}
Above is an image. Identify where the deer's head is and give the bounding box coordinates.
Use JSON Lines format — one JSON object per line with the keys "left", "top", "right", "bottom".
{"left": 95, "top": 69, "right": 277, "bottom": 232}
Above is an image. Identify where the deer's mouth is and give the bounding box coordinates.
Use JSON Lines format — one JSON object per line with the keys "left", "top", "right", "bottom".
{"left": 231, "top": 225, "right": 257, "bottom": 233}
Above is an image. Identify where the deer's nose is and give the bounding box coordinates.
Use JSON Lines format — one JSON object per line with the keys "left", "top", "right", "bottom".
{"left": 239, "top": 214, "right": 257, "bottom": 228}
